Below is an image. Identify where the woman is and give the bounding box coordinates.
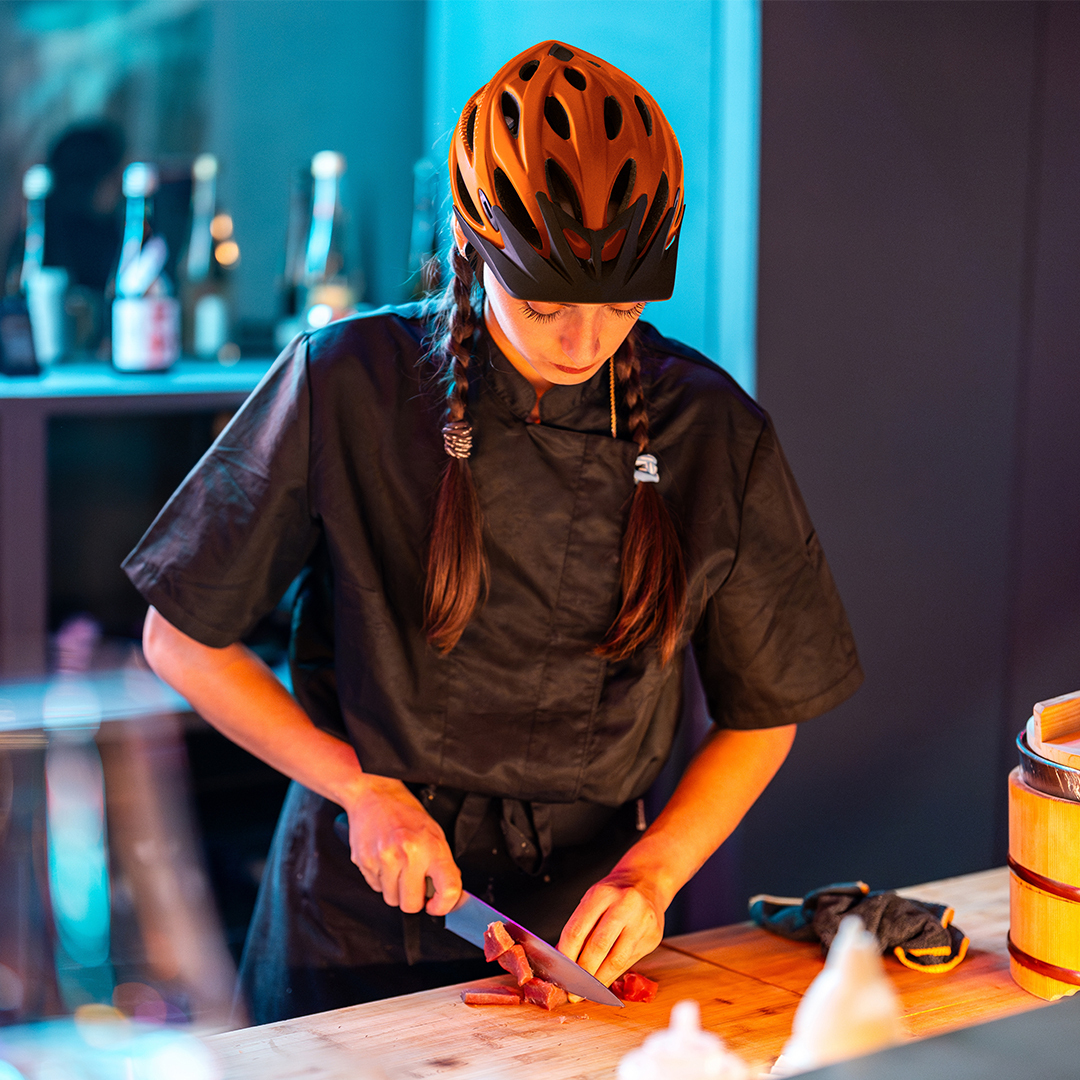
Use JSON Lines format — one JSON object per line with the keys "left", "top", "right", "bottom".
{"left": 126, "top": 40, "right": 862, "bottom": 1023}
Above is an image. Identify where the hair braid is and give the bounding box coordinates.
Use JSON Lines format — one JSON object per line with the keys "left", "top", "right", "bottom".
{"left": 423, "top": 247, "right": 488, "bottom": 652}
{"left": 598, "top": 330, "right": 687, "bottom": 665}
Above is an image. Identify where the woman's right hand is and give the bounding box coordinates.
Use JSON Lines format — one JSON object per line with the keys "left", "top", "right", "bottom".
{"left": 341, "top": 775, "right": 462, "bottom": 917}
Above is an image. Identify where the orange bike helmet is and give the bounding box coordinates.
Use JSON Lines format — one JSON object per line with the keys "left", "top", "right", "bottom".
{"left": 451, "top": 40, "right": 684, "bottom": 304}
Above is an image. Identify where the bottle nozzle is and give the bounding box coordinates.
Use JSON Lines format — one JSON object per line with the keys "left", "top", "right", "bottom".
{"left": 193, "top": 153, "right": 218, "bottom": 182}
{"left": 311, "top": 151, "right": 346, "bottom": 179}
{"left": 122, "top": 162, "right": 159, "bottom": 199}
{"left": 23, "top": 164, "right": 53, "bottom": 201}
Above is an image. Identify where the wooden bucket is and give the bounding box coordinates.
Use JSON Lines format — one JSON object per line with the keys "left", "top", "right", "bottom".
{"left": 1008, "top": 767, "right": 1080, "bottom": 999}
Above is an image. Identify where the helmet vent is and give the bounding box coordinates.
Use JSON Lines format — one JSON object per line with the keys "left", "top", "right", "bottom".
{"left": 478, "top": 189, "right": 498, "bottom": 231}
{"left": 544, "top": 96, "right": 571, "bottom": 140}
{"left": 637, "top": 172, "right": 669, "bottom": 255}
{"left": 519, "top": 59, "right": 540, "bottom": 81}
{"left": 493, "top": 167, "right": 542, "bottom": 250}
{"left": 455, "top": 166, "right": 482, "bottom": 227}
{"left": 545, "top": 159, "right": 583, "bottom": 224}
{"left": 465, "top": 105, "right": 478, "bottom": 155}
{"left": 634, "top": 95, "right": 653, "bottom": 137}
{"left": 604, "top": 96, "right": 623, "bottom": 140}
{"left": 549, "top": 44, "right": 574, "bottom": 61}
{"left": 501, "top": 91, "right": 520, "bottom": 138}
{"left": 564, "top": 67, "right": 587, "bottom": 91}
{"left": 607, "top": 159, "right": 636, "bottom": 224}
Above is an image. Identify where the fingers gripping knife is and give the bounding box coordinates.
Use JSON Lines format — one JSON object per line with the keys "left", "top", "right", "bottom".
{"left": 333, "top": 813, "right": 622, "bottom": 1006}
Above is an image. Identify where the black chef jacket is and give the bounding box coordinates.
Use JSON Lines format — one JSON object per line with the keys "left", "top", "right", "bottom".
{"left": 123, "top": 304, "right": 862, "bottom": 1019}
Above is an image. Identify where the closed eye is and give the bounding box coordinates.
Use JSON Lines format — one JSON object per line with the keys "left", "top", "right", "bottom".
{"left": 520, "top": 303, "right": 561, "bottom": 322}
{"left": 611, "top": 302, "right": 647, "bottom": 320}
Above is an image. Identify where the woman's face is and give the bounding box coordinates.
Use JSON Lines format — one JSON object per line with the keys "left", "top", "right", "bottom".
{"left": 482, "top": 264, "right": 646, "bottom": 391}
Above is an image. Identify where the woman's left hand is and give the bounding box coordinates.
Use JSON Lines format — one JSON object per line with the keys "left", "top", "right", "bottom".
{"left": 556, "top": 863, "right": 667, "bottom": 987}
{"left": 555, "top": 725, "right": 799, "bottom": 987}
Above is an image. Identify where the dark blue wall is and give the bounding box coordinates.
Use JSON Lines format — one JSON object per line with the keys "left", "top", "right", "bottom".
{"left": 737, "top": 0, "right": 1080, "bottom": 902}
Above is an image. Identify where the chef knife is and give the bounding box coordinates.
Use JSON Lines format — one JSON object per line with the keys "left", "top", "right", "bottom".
{"left": 333, "top": 812, "right": 622, "bottom": 1007}
{"left": 445, "top": 888, "right": 623, "bottom": 1007}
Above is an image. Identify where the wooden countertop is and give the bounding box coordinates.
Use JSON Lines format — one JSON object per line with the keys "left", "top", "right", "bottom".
{"left": 206, "top": 866, "right": 1040, "bottom": 1079}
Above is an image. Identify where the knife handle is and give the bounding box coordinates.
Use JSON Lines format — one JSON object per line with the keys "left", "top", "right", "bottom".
{"left": 333, "top": 812, "right": 435, "bottom": 900}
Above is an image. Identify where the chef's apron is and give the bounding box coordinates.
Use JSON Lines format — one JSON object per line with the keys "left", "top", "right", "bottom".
{"left": 238, "top": 780, "right": 643, "bottom": 1024}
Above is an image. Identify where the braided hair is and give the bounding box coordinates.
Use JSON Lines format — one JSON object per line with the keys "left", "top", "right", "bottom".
{"left": 423, "top": 247, "right": 487, "bottom": 653}
{"left": 596, "top": 332, "right": 687, "bottom": 665}
{"left": 424, "top": 248, "right": 687, "bottom": 663}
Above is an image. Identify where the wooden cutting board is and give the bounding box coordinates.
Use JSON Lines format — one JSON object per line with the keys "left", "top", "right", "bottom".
{"left": 207, "top": 944, "right": 801, "bottom": 1080}
{"left": 205, "top": 868, "right": 1038, "bottom": 1080}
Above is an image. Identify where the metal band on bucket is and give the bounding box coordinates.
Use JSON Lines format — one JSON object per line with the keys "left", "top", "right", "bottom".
{"left": 1008, "top": 855, "right": 1080, "bottom": 905}
{"left": 1007, "top": 933, "right": 1080, "bottom": 987}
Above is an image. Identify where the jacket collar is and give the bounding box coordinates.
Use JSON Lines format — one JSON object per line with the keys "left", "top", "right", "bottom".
{"left": 478, "top": 329, "right": 612, "bottom": 429}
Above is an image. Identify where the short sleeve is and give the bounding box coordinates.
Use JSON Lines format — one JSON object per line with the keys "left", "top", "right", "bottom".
{"left": 122, "top": 335, "right": 320, "bottom": 648}
{"left": 692, "top": 418, "right": 863, "bottom": 729}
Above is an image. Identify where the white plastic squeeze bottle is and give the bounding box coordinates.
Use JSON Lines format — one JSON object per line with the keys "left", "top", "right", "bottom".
{"left": 617, "top": 999, "right": 750, "bottom": 1080}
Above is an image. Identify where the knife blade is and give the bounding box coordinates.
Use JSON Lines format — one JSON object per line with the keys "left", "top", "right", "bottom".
{"left": 332, "top": 813, "right": 622, "bottom": 1006}
{"left": 445, "top": 889, "right": 623, "bottom": 1007}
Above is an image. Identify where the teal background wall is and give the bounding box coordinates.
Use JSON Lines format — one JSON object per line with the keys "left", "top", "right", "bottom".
{"left": 423, "top": 0, "right": 760, "bottom": 391}
{"left": 2, "top": 0, "right": 760, "bottom": 385}
{"left": 205, "top": 0, "right": 427, "bottom": 323}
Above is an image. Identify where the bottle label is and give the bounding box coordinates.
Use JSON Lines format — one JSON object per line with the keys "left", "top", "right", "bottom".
{"left": 112, "top": 298, "right": 180, "bottom": 371}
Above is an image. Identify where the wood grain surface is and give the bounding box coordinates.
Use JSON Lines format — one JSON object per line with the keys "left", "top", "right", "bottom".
{"left": 205, "top": 867, "right": 1040, "bottom": 1080}
{"left": 1007, "top": 770, "right": 1080, "bottom": 998}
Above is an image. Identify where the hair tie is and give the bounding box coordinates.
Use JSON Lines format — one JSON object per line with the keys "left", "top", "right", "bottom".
{"left": 634, "top": 453, "right": 659, "bottom": 484}
{"left": 442, "top": 419, "right": 473, "bottom": 459}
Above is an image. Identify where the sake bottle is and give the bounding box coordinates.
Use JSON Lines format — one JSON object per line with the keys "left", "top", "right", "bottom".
{"left": 111, "top": 162, "right": 180, "bottom": 371}
{"left": 181, "top": 154, "right": 238, "bottom": 361}
{"left": 301, "top": 151, "right": 357, "bottom": 330}
{"left": 21, "top": 164, "right": 69, "bottom": 366}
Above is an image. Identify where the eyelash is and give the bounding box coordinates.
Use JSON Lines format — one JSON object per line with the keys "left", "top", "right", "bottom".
{"left": 520, "top": 305, "right": 560, "bottom": 323}
{"left": 519, "top": 302, "right": 646, "bottom": 323}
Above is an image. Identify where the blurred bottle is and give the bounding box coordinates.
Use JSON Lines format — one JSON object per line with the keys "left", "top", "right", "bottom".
{"left": 22, "top": 165, "right": 69, "bottom": 366}
{"left": 274, "top": 165, "right": 313, "bottom": 350}
{"left": 110, "top": 162, "right": 180, "bottom": 372}
{"left": 180, "top": 154, "right": 239, "bottom": 361}
{"left": 406, "top": 158, "right": 441, "bottom": 299}
{"left": 304, "top": 150, "right": 353, "bottom": 313}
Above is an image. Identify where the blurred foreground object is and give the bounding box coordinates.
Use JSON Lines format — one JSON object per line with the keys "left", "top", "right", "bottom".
{"left": 617, "top": 999, "right": 749, "bottom": 1080}
{"left": 0, "top": 626, "right": 239, "bottom": 1028}
{"left": 111, "top": 164, "right": 180, "bottom": 372}
{"left": 0, "top": 1015, "right": 219, "bottom": 1080}
{"left": 771, "top": 915, "right": 905, "bottom": 1075}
